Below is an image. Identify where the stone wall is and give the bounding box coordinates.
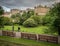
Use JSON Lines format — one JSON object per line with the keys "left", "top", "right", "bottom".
{"left": 0, "top": 31, "right": 59, "bottom": 43}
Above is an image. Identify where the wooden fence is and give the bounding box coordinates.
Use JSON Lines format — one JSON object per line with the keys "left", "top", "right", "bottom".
{"left": 21, "top": 33, "right": 37, "bottom": 40}
{"left": 2, "top": 31, "right": 15, "bottom": 37}
{"left": 21, "top": 32, "right": 58, "bottom": 43}
{"left": 38, "top": 34, "right": 58, "bottom": 43}
{"left": 0, "top": 31, "right": 58, "bottom": 43}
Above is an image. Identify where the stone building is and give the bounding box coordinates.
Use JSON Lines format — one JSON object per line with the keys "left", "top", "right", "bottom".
{"left": 34, "top": 6, "right": 50, "bottom": 15}
{"left": 3, "top": 9, "right": 21, "bottom": 17}
{"left": 2, "top": 12, "right": 11, "bottom": 17}
{"left": 11, "top": 9, "right": 20, "bottom": 15}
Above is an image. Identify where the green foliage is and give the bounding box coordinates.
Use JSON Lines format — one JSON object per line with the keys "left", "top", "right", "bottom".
{"left": 3, "top": 17, "right": 12, "bottom": 25}
{"left": 43, "top": 14, "right": 56, "bottom": 26}
{"left": 51, "top": 3, "right": 60, "bottom": 35}
{"left": 27, "top": 10, "right": 34, "bottom": 18}
{"left": 23, "top": 18, "right": 38, "bottom": 27}
{"left": 11, "top": 13, "right": 21, "bottom": 24}
{"left": 43, "top": 3, "right": 60, "bottom": 35}
{"left": 19, "top": 12, "right": 27, "bottom": 25}
{"left": 0, "top": 6, "right": 4, "bottom": 15}
{"left": 11, "top": 14, "right": 16, "bottom": 19}
{"left": 0, "top": 6, "right": 4, "bottom": 28}
{"left": 19, "top": 10, "right": 34, "bottom": 25}
{"left": 0, "top": 16, "right": 4, "bottom": 28}
{"left": 19, "top": 17, "right": 26, "bottom": 25}
{"left": 31, "top": 15, "right": 42, "bottom": 25}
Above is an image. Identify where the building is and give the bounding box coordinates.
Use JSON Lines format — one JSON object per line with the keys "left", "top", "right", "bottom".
{"left": 2, "top": 12, "right": 11, "bottom": 17}
{"left": 3, "top": 9, "right": 21, "bottom": 17}
{"left": 11, "top": 9, "right": 21, "bottom": 15}
{"left": 34, "top": 6, "right": 50, "bottom": 15}
{"left": 3, "top": 6, "right": 50, "bottom": 18}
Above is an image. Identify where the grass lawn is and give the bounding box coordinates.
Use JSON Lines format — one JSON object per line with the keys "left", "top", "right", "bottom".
{"left": 0, "top": 36, "right": 60, "bottom": 46}
{"left": 0, "top": 40, "right": 24, "bottom": 46}
{"left": 0, "top": 25, "right": 57, "bottom": 35}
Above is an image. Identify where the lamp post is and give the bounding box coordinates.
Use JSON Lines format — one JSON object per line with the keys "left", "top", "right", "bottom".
{"left": 12, "top": 20, "right": 14, "bottom": 31}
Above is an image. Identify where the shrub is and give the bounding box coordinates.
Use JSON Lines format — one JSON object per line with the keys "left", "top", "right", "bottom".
{"left": 31, "top": 16, "right": 41, "bottom": 24}
{"left": 23, "top": 18, "right": 38, "bottom": 27}
{"left": 31, "top": 15, "right": 44, "bottom": 25}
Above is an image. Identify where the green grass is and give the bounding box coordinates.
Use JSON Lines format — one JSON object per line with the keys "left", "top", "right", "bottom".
{"left": 1, "top": 26, "right": 48, "bottom": 34}
{"left": 0, "top": 36, "right": 60, "bottom": 46}
{"left": 0, "top": 40, "right": 24, "bottom": 46}
{"left": 0, "top": 25, "right": 57, "bottom": 35}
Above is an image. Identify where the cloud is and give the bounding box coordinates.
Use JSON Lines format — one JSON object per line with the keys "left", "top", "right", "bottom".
{"left": 0, "top": 0, "right": 59, "bottom": 9}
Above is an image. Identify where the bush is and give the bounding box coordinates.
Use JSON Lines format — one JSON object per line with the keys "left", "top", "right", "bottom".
{"left": 31, "top": 16, "right": 41, "bottom": 24}
{"left": 23, "top": 18, "right": 38, "bottom": 27}
{"left": 31, "top": 15, "right": 44, "bottom": 25}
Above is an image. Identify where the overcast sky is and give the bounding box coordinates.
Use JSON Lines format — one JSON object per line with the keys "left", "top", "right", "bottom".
{"left": 0, "top": 0, "right": 60, "bottom": 11}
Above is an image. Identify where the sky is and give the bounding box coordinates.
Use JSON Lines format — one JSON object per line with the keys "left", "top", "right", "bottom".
{"left": 0, "top": 0, "right": 60, "bottom": 12}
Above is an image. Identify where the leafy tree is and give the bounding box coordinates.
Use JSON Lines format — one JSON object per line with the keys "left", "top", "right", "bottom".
{"left": 52, "top": 3, "right": 60, "bottom": 35}
{"left": 0, "top": 6, "right": 4, "bottom": 28}
{"left": 11, "top": 14, "right": 16, "bottom": 19}
{"left": 27, "top": 10, "right": 34, "bottom": 18}
{"left": 0, "top": 6, "right": 4, "bottom": 15}
{"left": 31, "top": 15, "right": 41, "bottom": 24}
{"left": 19, "top": 12, "right": 27, "bottom": 25}
{"left": 3, "top": 17, "right": 12, "bottom": 25}
{"left": 43, "top": 3, "right": 60, "bottom": 35}
{"left": 0, "top": 16, "right": 4, "bottom": 28}
{"left": 43, "top": 14, "right": 56, "bottom": 26}
{"left": 11, "top": 13, "right": 21, "bottom": 24}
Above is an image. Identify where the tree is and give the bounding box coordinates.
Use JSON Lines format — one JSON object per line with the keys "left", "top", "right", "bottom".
{"left": 0, "top": 6, "right": 4, "bottom": 28}
{"left": 27, "top": 10, "right": 34, "bottom": 18}
{"left": 0, "top": 17, "right": 4, "bottom": 28}
{"left": 31, "top": 15, "right": 41, "bottom": 24}
{"left": 44, "top": 3, "right": 60, "bottom": 35}
{"left": 0, "top": 6, "right": 4, "bottom": 15}
{"left": 42, "top": 3, "right": 60, "bottom": 35}
{"left": 11, "top": 13, "right": 21, "bottom": 24}
{"left": 3, "top": 17, "right": 12, "bottom": 25}
{"left": 19, "top": 12, "right": 27, "bottom": 25}
{"left": 51, "top": 3, "right": 60, "bottom": 35}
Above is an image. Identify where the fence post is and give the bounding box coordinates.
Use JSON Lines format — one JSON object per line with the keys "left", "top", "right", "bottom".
{"left": 36, "top": 34, "right": 39, "bottom": 41}
{"left": 14, "top": 32, "right": 21, "bottom": 38}
{"left": 58, "top": 36, "right": 60, "bottom": 44}
{"left": 0, "top": 30, "right": 2, "bottom": 36}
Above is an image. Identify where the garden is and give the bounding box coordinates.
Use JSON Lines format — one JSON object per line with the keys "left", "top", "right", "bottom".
{"left": 0, "top": 2, "right": 60, "bottom": 46}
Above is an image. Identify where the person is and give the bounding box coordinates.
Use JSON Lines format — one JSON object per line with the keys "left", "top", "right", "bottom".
{"left": 18, "top": 26, "right": 20, "bottom": 32}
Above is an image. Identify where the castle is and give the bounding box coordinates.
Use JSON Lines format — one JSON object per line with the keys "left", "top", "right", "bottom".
{"left": 3, "top": 5, "right": 50, "bottom": 17}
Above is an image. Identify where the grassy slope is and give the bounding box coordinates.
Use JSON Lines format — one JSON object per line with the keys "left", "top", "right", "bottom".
{"left": 0, "top": 25, "right": 57, "bottom": 35}
{"left": 3, "top": 26, "right": 48, "bottom": 34}
{"left": 0, "top": 36, "right": 60, "bottom": 46}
